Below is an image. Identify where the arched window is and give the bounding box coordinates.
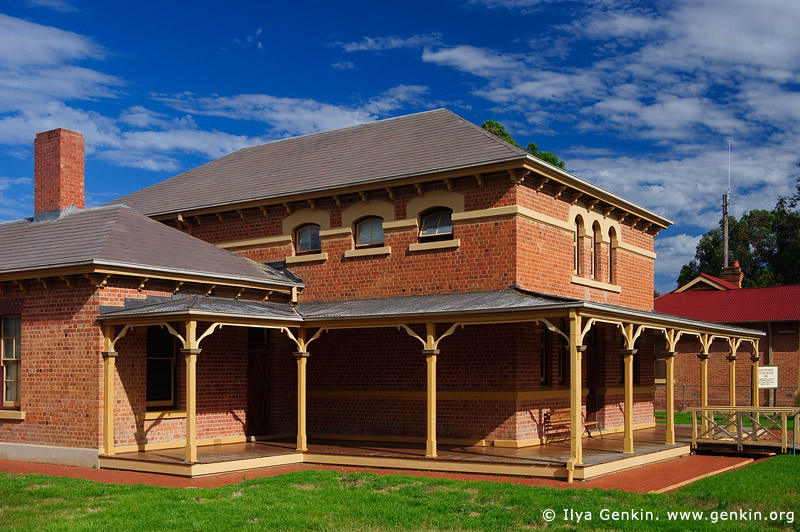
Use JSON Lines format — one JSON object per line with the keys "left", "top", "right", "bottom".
{"left": 295, "top": 223, "right": 321, "bottom": 254}
{"left": 419, "top": 208, "right": 453, "bottom": 241}
{"left": 573, "top": 218, "right": 583, "bottom": 276}
{"left": 355, "top": 216, "right": 384, "bottom": 247}
{"left": 608, "top": 227, "right": 618, "bottom": 284}
{"left": 592, "top": 223, "right": 601, "bottom": 280}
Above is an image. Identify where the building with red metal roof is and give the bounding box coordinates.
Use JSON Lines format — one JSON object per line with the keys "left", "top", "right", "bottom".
{"left": 654, "top": 263, "right": 799, "bottom": 408}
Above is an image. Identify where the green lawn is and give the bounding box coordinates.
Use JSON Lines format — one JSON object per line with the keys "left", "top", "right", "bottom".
{"left": 655, "top": 411, "right": 796, "bottom": 431}
{"left": 0, "top": 455, "right": 798, "bottom": 531}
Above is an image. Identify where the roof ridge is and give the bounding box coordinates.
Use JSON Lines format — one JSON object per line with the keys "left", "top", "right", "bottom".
{"left": 458, "top": 116, "right": 530, "bottom": 156}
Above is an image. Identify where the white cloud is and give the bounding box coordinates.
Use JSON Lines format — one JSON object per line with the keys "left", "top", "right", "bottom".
{"left": 0, "top": 14, "right": 103, "bottom": 67}
{"left": 422, "top": 45, "right": 523, "bottom": 77}
{"left": 331, "top": 61, "right": 355, "bottom": 70}
{"left": 25, "top": 0, "right": 78, "bottom": 12}
{"left": 155, "top": 85, "right": 428, "bottom": 137}
{"left": 654, "top": 233, "right": 702, "bottom": 292}
{"left": 0, "top": 177, "right": 33, "bottom": 219}
{"left": 340, "top": 33, "right": 442, "bottom": 52}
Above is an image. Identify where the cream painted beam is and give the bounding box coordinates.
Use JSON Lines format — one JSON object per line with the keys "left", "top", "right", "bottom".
{"left": 102, "top": 325, "right": 117, "bottom": 456}
{"left": 727, "top": 355, "right": 737, "bottom": 407}
{"left": 568, "top": 312, "right": 584, "bottom": 475}
{"left": 183, "top": 320, "right": 199, "bottom": 463}
{"left": 295, "top": 352, "right": 309, "bottom": 452}
{"left": 295, "top": 328, "right": 309, "bottom": 452}
{"left": 424, "top": 322, "right": 438, "bottom": 458}
{"left": 622, "top": 348, "right": 636, "bottom": 453}
{"left": 751, "top": 351, "right": 760, "bottom": 407}
{"left": 698, "top": 353, "right": 709, "bottom": 437}
{"left": 663, "top": 352, "right": 676, "bottom": 445}
{"left": 728, "top": 337, "right": 741, "bottom": 408}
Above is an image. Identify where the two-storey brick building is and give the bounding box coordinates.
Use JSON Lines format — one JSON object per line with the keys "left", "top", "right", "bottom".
{"left": 0, "top": 111, "right": 763, "bottom": 480}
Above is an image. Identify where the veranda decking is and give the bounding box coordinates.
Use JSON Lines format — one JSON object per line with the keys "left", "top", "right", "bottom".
{"left": 99, "top": 425, "right": 693, "bottom": 480}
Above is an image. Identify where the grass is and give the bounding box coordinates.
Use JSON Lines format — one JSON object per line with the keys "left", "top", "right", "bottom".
{"left": 0, "top": 455, "right": 798, "bottom": 531}
{"left": 655, "top": 411, "right": 796, "bottom": 431}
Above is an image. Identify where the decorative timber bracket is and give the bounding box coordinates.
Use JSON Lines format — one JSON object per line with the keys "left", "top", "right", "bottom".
{"left": 399, "top": 323, "right": 464, "bottom": 351}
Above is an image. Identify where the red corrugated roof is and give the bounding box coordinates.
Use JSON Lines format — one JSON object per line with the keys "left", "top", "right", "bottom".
{"left": 655, "top": 284, "right": 800, "bottom": 323}
{"left": 697, "top": 273, "right": 740, "bottom": 290}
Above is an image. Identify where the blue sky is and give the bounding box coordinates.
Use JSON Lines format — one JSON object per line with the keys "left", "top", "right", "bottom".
{"left": 2, "top": 0, "right": 799, "bottom": 294}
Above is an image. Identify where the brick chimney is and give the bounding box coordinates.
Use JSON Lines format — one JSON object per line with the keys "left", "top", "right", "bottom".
{"left": 34, "top": 128, "right": 85, "bottom": 215}
{"left": 721, "top": 260, "right": 743, "bottom": 288}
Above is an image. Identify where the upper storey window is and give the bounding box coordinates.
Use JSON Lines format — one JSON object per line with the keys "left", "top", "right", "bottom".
{"left": 573, "top": 220, "right": 583, "bottom": 276}
{"left": 295, "top": 224, "right": 321, "bottom": 254}
{"left": 419, "top": 208, "right": 453, "bottom": 242}
{"left": 355, "top": 217, "right": 384, "bottom": 248}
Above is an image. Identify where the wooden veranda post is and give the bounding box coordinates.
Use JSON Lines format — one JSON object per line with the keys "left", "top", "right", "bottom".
{"left": 728, "top": 338, "right": 741, "bottom": 407}
{"left": 295, "top": 328, "right": 309, "bottom": 452}
{"left": 619, "top": 322, "right": 642, "bottom": 454}
{"left": 183, "top": 320, "right": 200, "bottom": 463}
{"left": 424, "top": 322, "right": 438, "bottom": 458}
{"left": 102, "top": 325, "right": 117, "bottom": 456}
{"left": 621, "top": 349, "right": 636, "bottom": 453}
{"left": 751, "top": 341, "right": 760, "bottom": 407}
{"left": 697, "top": 334, "right": 714, "bottom": 437}
{"left": 662, "top": 329, "right": 683, "bottom": 446}
{"left": 568, "top": 312, "right": 583, "bottom": 471}
{"left": 663, "top": 352, "right": 676, "bottom": 445}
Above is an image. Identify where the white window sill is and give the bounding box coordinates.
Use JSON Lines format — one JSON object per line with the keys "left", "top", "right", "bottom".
{"left": 571, "top": 275, "right": 622, "bottom": 293}
{"left": 285, "top": 253, "right": 328, "bottom": 264}
{"left": 0, "top": 410, "right": 25, "bottom": 420}
{"left": 344, "top": 246, "right": 391, "bottom": 258}
{"left": 408, "top": 239, "right": 461, "bottom": 252}
{"left": 142, "top": 410, "right": 187, "bottom": 421}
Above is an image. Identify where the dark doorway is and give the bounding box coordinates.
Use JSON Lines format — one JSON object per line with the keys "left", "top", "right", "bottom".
{"left": 585, "top": 329, "right": 599, "bottom": 423}
{"left": 246, "top": 328, "right": 271, "bottom": 436}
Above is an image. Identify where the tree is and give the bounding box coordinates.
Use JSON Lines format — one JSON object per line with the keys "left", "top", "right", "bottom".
{"left": 481, "top": 120, "right": 520, "bottom": 148}
{"left": 676, "top": 174, "right": 800, "bottom": 288}
{"left": 481, "top": 120, "right": 566, "bottom": 170}
{"left": 525, "top": 142, "right": 565, "bottom": 169}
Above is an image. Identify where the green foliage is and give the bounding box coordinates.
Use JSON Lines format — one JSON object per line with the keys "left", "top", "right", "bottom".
{"left": 480, "top": 120, "right": 520, "bottom": 148}
{"left": 482, "top": 120, "right": 566, "bottom": 170}
{"left": 677, "top": 175, "right": 800, "bottom": 288}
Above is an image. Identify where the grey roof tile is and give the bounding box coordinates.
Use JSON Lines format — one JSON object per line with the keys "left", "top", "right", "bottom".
{"left": 0, "top": 205, "right": 300, "bottom": 287}
{"left": 113, "top": 109, "right": 529, "bottom": 216}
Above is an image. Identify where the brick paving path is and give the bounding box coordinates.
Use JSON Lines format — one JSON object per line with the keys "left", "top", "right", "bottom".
{"left": 0, "top": 453, "right": 754, "bottom": 492}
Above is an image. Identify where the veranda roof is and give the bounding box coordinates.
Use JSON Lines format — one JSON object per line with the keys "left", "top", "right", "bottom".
{"left": 99, "top": 288, "right": 764, "bottom": 341}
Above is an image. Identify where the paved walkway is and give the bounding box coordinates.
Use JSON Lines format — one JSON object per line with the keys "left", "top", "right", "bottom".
{"left": 0, "top": 453, "right": 755, "bottom": 493}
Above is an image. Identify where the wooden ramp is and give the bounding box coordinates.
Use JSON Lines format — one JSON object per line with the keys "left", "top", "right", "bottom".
{"left": 687, "top": 407, "right": 799, "bottom": 454}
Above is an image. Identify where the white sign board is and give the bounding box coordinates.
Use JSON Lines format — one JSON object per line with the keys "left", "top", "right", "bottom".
{"left": 758, "top": 366, "right": 779, "bottom": 389}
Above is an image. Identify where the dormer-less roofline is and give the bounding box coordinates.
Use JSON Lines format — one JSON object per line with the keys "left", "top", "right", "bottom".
{"left": 151, "top": 156, "right": 672, "bottom": 233}
{"left": 116, "top": 109, "right": 672, "bottom": 232}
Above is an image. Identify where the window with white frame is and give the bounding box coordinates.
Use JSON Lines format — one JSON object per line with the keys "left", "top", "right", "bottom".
{"left": 1, "top": 316, "right": 21, "bottom": 408}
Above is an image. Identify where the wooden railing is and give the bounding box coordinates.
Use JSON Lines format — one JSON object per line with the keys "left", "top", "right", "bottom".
{"left": 686, "top": 406, "right": 799, "bottom": 453}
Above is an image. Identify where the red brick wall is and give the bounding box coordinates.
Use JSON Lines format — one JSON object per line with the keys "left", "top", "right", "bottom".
{"left": 286, "top": 322, "right": 653, "bottom": 442}
{"left": 34, "top": 128, "right": 85, "bottom": 213}
{"left": 655, "top": 321, "right": 799, "bottom": 409}
{"left": 0, "top": 276, "right": 267, "bottom": 452}
{"left": 111, "top": 321, "right": 249, "bottom": 447}
{"left": 178, "top": 174, "right": 657, "bottom": 307}
{"left": 0, "top": 279, "right": 102, "bottom": 449}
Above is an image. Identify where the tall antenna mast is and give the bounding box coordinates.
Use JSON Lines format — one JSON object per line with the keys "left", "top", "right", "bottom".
{"left": 722, "top": 141, "right": 731, "bottom": 269}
